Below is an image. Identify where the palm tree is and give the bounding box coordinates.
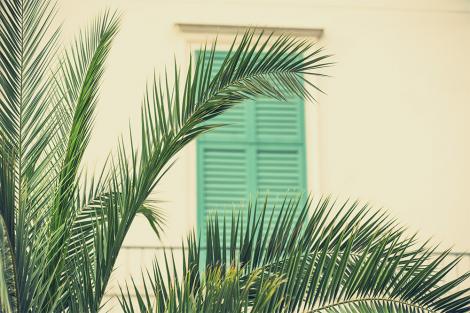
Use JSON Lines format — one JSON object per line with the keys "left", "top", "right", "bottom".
{"left": 120, "top": 198, "right": 470, "bottom": 312}
{"left": 0, "top": 0, "right": 332, "bottom": 312}
{"left": 0, "top": 1, "right": 468, "bottom": 313}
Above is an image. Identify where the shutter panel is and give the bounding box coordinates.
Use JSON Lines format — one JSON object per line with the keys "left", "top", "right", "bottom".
{"left": 254, "top": 92, "right": 306, "bottom": 235}
{"left": 197, "top": 143, "right": 250, "bottom": 245}
{"left": 255, "top": 94, "right": 306, "bottom": 216}
{"left": 256, "top": 145, "right": 306, "bottom": 221}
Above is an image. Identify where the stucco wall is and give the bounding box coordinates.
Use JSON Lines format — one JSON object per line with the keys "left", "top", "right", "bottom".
{"left": 57, "top": 0, "right": 470, "bottom": 304}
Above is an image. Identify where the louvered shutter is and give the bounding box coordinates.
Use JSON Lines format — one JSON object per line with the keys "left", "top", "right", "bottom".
{"left": 254, "top": 94, "right": 306, "bottom": 217}
{"left": 197, "top": 50, "right": 307, "bottom": 246}
{"left": 197, "top": 143, "right": 251, "bottom": 245}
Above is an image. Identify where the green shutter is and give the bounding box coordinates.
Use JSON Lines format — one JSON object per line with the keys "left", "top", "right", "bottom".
{"left": 197, "top": 50, "right": 307, "bottom": 246}
{"left": 197, "top": 143, "right": 251, "bottom": 245}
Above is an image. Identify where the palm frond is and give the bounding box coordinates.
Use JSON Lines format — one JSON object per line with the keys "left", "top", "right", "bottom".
{"left": 43, "top": 11, "right": 120, "bottom": 310}
{"left": 119, "top": 257, "right": 285, "bottom": 313}
{"left": 0, "top": 0, "right": 60, "bottom": 245}
{"left": 123, "top": 197, "right": 470, "bottom": 313}
{"left": 52, "top": 9, "right": 120, "bottom": 228}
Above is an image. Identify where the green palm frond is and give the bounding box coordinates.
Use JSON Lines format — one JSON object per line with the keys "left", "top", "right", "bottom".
{"left": 0, "top": 0, "right": 60, "bottom": 245}
{"left": 121, "top": 197, "right": 470, "bottom": 313}
{"left": 52, "top": 10, "right": 120, "bottom": 226}
{"left": 48, "top": 12, "right": 120, "bottom": 310}
{"left": 119, "top": 259, "right": 285, "bottom": 313}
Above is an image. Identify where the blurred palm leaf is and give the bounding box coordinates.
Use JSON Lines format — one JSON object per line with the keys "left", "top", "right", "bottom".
{"left": 121, "top": 197, "right": 470, "bottom": 313}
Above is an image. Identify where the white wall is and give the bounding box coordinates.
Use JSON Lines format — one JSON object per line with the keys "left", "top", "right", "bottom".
{"left": 58, "top": 0, "right": 470, "bottom": 302}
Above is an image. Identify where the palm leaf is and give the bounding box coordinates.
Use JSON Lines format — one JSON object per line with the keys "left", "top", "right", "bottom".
{"left": 122, "top": 197, "right": 470, "bottom": 313}
{"left": 0, "top": 0, "right": 60, "bottom": 229}
{"left": 52, "top": 9, "right": 120, "bottom": 228}
{"left": 119, "top": 258, "right": 285, "bottom": 313}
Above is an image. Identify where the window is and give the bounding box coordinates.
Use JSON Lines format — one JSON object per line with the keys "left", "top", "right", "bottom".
{"left": 197, "top": 51, "right": 307, "bottom": 244}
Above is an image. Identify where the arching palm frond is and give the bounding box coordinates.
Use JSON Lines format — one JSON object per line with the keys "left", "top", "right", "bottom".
{"left": 52, "top": 10, "right": 120, "bottom": 228}
{"left": 121, "top": 197, "right": 470, "bottom": 313}
{"left": 47, "top": 12, "right": 120, "bottom": 310}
